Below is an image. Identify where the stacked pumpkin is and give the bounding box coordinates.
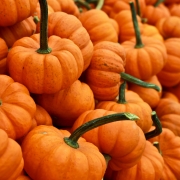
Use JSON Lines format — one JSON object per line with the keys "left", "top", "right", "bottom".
{"left": 0, "top": 0, "right": 180, "bottom": 179}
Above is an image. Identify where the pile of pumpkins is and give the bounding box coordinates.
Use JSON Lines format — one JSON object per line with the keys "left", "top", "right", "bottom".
{"left": 0, "top": 0, "right": 180, "bottom": 179}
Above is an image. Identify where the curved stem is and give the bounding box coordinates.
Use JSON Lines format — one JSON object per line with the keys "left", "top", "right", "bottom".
{"left": 121, "top": 72, "right": 161, "bottom": 91}
{"left": 153, "top": 142, "right": 162, "bottom": 155}
{"left": 117, "top": 81, "right": 127, "bottom": 104}
{"left": 154, "top": 0, "right": 164, "bottom": 7}
{"left": 74, "top": 0, "right": 91, "bottom": 10}
{"left": 37, "top": 0, "right": 52, "bottom": 54}
{"left": 64, "top": 112, "right": 139, "bottom": 148}
{"left": 96, "top": 0, "right": 104, "bottom": 9}
{"left": 129, "top": 1, "right": 144, "bottom": 48}
{"left": 145, "top": 111, "right": 162, "bottom": 140}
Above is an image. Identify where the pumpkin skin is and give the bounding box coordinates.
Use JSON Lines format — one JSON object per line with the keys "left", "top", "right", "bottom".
{"left": 0, "top": 75, "right": 36, "bottom": 140}
{"left": 121, "top": 36, "right": 167, "bottom": 80}
{"left": 72, "top": 109, "right": 146, "bottom": 171}
{"left": 85, "top": 41, "right": 126, "bottom": 101}
{"left": 0, "top": 38, "right": 8, "bottom": 74}
{"left": 166, "top": 82, "right": 180, "bottom": 101}
{"left": 148, "top": 128, "right": 180, "bottom": 180}
{"left": 21, "top": 125, "right": 106, "bottom": 180}
{"left": 78, "top": 9, "right": 118, "bottom": 45}
{"left": 104, "top": 141, "right": 164, "bottom": 180}
{"left": 7, "top": 34, "right": 84, "bottom": 94}
{"left": 0, "top": 129, "right": 24, "bottom": 180}
{"left": 47, "top": 0, "right": 79, "bottom": 17}
{"left": 128, "top": 75, "right": 162, "bottom": 109}
{"left": 155, "top": 98, "right": 180, "bottom": 136}
{"left": 114, "top": 10, "right": 144, "bottom": 43}
{"left": 96, "top": 89, "right": 153, "bottom": 133}
{"left": 36, "top": 80, "right": 95, "bottom": 127}
{"left": 142, "top": 3, "right": 170, "bottom": 25}
{"left": 16, "top": 171, "right": 32, "bottom": 180}
{"left": 156, "top": 16, "right": 180, "bottom": 39}
{"left": 168, "top": 3, "right": 180, "bottom": 17}
{"left": 0, "top": 17, "right": 36, "bottom": 48}
{"left": 157, "top": 38, "right": 180, "bottom": 87}
{"left": 0, "top": 0, "right": 38, "bottom": 26}
{"left": 162, "top": 91, "right": 179, "bottom": 102}
{"left": 44, "top": 11, "right": 94, "bottom": 71}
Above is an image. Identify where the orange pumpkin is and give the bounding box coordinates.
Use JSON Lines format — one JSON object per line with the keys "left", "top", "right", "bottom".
{"left": 128, "top": 75, "right": 162, "bottom": 109}
{"left": 16, "top": 171, "right": 32, "bottom": 180}
{"left": 168, "top": 3, "right": 180, "bottom": 17}
{"left": 21, "top": 112, "right": 137, "bottom": 179}
{"left": 0, "top": 129, "right": 24, "bottom": 180}
{"left": 0, "top": 38, "right": 8, "bottom": 74}
{"left": 0, "top": 75, "right": 36, "bottom": 140}
{"left": 0, "top": 17, "right": 36, "bottom": 48}
{"left": 78, "top": 9, "right": 118, "bottom": 45}
{"left": 0, "top": 0, "right": 38, "bottom": 26}
{"left": 157, "top": 38, "right": 180, "bottom": 87}
{"left": 149, "top": 128, "right": 180, "bottom": 179}
{"left": 162, "top": 91, "right": 179, "bottom": 102}
{"left": 7, "top": 0, "right": 84, "bottom": 94}
{"left": 72, "top": 109, "right": 146, "bottom": 171}
{"left": 104, "top": 141, "right": 164, "bottom": 180}
{"left": 166, "top": 82, "right": 180, "bottom": 101}
{"left": 121, "top": 2, "right": 167, "bottom": 80}
{"left": 36, "top": 80, "right": 95, "bottom": 127}
{"left": 96, "top": 81, "right": 153, "bottom": 133}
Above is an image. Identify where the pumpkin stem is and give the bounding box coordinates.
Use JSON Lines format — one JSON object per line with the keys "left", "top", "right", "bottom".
{"left": 64, "top": 112, "right": 139, "bottom": 149}
{"left": 120, "top": 72, "right": 161, "bottom": 91}
{"left": 130, "top": 1, "right": 144, "bottom": 48}
{"left": 135, "top": 0, "right": 141, "bottom": 18}
{"left": 74, "top": 0, "right": 91, "bottom": 11}
{"left": 36, "top": 0, "right": 52, "bottom": 54}
{"left": 103, "top": 154, "right": 111, "bottom": 166}
{"left": 154, "top": 0, "right": 164, "bottom": 7}
{"left": 96, "top": 0, "right": 104, "bottom": 9}
{"left": 153, "top": 142, "right": 162, "bottom": 155}
{"left": 117, "top": 81, "right": 127, "bottom": 104}
{"left": 145, "top": 111, "right": 162, "bottom": 140}
{"left": 33, "top": 16, "right": 40, "bottom": 24}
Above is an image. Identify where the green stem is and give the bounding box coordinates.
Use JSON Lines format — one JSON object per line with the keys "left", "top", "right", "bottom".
{"left": 103, "top": 154, "right": 111, "bottom": 166}
{"left": 33, "top": 16, "right": 40, "bottom": 24}
{"left": 153, "top": 142, "right": 162, "bottom": 155}
{"left": 135, "top": 0, "right": 141, "bottom": 18}
{"left": 154, "top": 0, "right": 164, "bottom": 7}
{"left": 145, "top": 111, "right": 162, "bottom": 140}
{"left": 74, "top": 0, "right": 91, "bottom": 10}
{"left": 117, "top": 81, "right": 127, "bottom": 104}
{"left": 120, "top": 72, "right": 161, "bottom": 91}
{"left": 96, "top": 0, "right": 104, "bottom": 9}
{"left": 36, "top": 0, "right": 52, "bottom": 54}
{"left": 129, "top": 1, "right": 144, "bottom": 48}
{"left": 64, "top": 112, "right": 139, "bottom": 148}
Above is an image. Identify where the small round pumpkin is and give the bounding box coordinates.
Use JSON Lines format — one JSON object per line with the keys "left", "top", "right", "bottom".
{"left": 0, "top": 75, "right": 36, "bottom": 140}
{"left": 0, "top": 129, "right": 24, "bottom": 180}
{"left": 0, "top": 38, "right": 8, "bottom": 74}
{"left": 0, "top": 0, "right": 38, "bottom": 26}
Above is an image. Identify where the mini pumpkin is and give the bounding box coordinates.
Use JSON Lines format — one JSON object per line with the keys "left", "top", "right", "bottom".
{"left": 0, "top": 129, "right": 24, "bottom": 180}
{"left": 0, "top": 38, "right": 8, "bottom": 74}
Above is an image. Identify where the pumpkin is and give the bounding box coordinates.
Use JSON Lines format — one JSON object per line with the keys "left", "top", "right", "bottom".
{"left": 168, "top": 3, "right": 180, "bottom": 17}
{"left": 0, "top": 17, "right": 36, "bottom": 48}
{"left": 156, "top": 16, "right": 180, "bottom": 39}
{"left": 78, "top": 9, "right": 118, "bottom": 45}
{"left": 16, "top": 171, "right": 32, "bottom": 180}
{"left": 157, "top": 38, "right": 180, "bottom": 87}
{"left": 155, "top": 98, "right": 180, "bottom": 136}
{"left": 128, "top": 75, "right": 162, "bottom": 109}
{"left": 164, "top": 0, "right": 180, "bottom": 5}
{"left": 166, "top": 82, "right": 180, "bottom": 101}
{"left": 162, "top": 91, "right": 179, "bottom": 102}
{"left": 142, "top": 23, "right": 164, "bottom": 42}
{"left": 114, "top": 9, "right": 144, "bottom": 43}
{"left": 142, "top": 0, "right": 170, "bottom": 25}
{"left": 96, "top": 81, "right": 153, "bottom": 133}
{"left": 104, "top": 140, "right": 164, "bottom": 180}
{"left": 121, "top": 2, "right": 167, "bottom": 80}
{"left": 21, "top": 112, "right": 138, "bottom": 180}
{"left": 0, "top": 75, "right": 36, "bottom": 140}
{"left": 0, "top": 38, "right": 8, "bottom": 74}
{"left": 149, "top": 128, "right": 180, "bottom": 179}
{"left": 7, "top": 0, "right": 84, "bottom": 94}
{"left": 35, "top": 80, "right": 95, "bottom": 127}
{"left": 0, "top": 0, "right": 38, "bottom": 27}
{"left": 43, "top": 11, "right": 94, "bottom": 71}
{"left": 72, "top": 109, "right": 146, "bottom": 171}
{"left": 46, "top": 0, "right": 79, "bottom": 16}
{"left": 0, "top": 129, "right": 24, "bottom": 180}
